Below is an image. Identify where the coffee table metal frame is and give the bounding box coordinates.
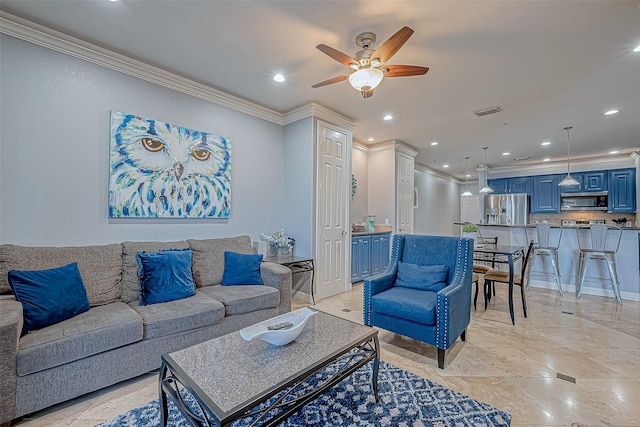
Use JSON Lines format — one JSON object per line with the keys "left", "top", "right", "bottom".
{"left": 159, "top": 312, "right": 379, "bottom": 427}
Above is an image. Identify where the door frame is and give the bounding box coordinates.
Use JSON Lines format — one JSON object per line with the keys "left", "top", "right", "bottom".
{"left": 314, "top": 120, "right": 352, "bottom": 299}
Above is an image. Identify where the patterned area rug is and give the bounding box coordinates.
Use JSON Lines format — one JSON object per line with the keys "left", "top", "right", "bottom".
{"left": 97, "top": 361, "right": 510, "bottom": 426}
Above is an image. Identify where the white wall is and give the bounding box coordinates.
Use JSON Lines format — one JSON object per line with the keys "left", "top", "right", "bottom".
{"left": 283, "top": 118, "right": 314, "bottom": 257}
{"left": 350, "top": 145, "right": 368, "bottom": 224}
{"left": 367, "top": 148, "right": 396, "bottom": 228}
{"left": 0, "top": 35, "right": 286, "bottom": 246}
{"left": 413, "top": 168, "right": 460, "bottom": 236}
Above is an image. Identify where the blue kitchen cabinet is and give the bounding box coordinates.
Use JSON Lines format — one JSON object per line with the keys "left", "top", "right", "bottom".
{"left": 351, "top": 235, "right": 371, "bottom": 282}
{"left": 530, "top": 174, "right": 561, "bottom": 213}
{"left": 487, "top": 178, "right": 508, "bottom": 194}
{"left": 582, "top": 171, "right": 607, "bottom": 191}
{"left": 352, "top": 233, "right": 390, "bottom": 282}
{"left": 371, "top": 233, "right": 390, "bottom": 275}
{"left": 560, "top": 171, "right": 607, "bottom": 193}
{"left": 608, "top": 168, "right": 636, "bottom": 213}
{"left": 488, "top": 177, "right": 529, "bottom": 194}
{"left": 508, "top": 177, "right": 530, "bottom": 194}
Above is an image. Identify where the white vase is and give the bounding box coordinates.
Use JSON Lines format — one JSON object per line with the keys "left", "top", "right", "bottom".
{"left": 462, "top": 231, "right": 477, "bottom": 243}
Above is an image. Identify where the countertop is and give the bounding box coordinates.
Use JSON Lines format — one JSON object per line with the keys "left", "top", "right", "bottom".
{"left": 352, "top": 230, "right": 392, "bottom": 236}
{"left": 456, "top": 223, "right": 640, "bottom": 231}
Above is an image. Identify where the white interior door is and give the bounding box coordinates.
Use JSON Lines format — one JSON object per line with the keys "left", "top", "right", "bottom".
{"left": 316, "top": 122, "right": 350, "bottom": 300}
{"left": 461, "top": 195, "right": 481, "bottom": 228}
{"left": 397, "top": 153, "right": 414, "bottom": 234}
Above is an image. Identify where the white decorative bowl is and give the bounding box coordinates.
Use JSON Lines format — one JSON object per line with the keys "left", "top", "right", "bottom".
{"left": 239, "top": 307, "right": 318, "bottom": 346}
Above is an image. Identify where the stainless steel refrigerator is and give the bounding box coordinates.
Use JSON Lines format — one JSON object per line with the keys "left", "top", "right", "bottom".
{"left": 484, "top": 193, "right": 528, "bottom": 225}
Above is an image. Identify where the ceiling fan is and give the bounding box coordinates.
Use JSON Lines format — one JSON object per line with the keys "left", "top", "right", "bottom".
{"left": 312, "top": 26, "right": 429, "bottom": 98}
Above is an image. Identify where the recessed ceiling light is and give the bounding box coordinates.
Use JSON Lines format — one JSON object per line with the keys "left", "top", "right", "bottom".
{"left": 430, "top": 141, "right": 438, "bottom": 146}
{"left": 633, "top": 44, "right": 640, "bottom": 53}
{"left": 465, "top": 173, "right": 471, "bottom": 178}
{"left": 541, "top": 141, "right": 551, "bottom": 146}
{"left": 502, "top": 152, "right": 510, "bottom": 156}
{"left": 543, "top": 158, "right": 551, "bottom": 162}
{"left": 603, "top": 109, "right": 619, "bottom": 116}
{"left": 273, "top": 74, "right": 285, "bottom": 83}
{"left": 383, "top": 115, "right": 393, "bottom": 121}
{"left": 442, "top": 164, "right": 449, "bottom": 168}
{"left": 368, "top": 138, "right": 374, "bottom": 142}
{"left": 609, "top": 150, "right": 620, "bottom": 154}
{"left": 108, "top": 0, "right": 118, "bottom": 2}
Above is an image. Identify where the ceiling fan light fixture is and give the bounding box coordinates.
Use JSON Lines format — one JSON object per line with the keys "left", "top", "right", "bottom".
{"left": 348, "top": 68, "right": 384, "bottom": 92}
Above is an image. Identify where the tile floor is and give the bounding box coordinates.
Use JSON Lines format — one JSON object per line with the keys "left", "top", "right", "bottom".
{"left": 12, "top": 284, "right": 640, "bottom": 427}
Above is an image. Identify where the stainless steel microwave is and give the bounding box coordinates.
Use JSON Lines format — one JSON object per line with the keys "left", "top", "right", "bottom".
{"left": 560, "top": 191, "right": 608, "bottom": 211}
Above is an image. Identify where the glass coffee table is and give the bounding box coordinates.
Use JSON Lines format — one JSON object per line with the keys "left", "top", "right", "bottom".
{"left": 158, "top": 309, "right": 379, "bottom": 426}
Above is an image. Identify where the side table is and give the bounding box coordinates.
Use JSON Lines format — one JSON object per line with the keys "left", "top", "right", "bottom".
{"left": 264, "top": 255, "right": 315, "bottom": 304}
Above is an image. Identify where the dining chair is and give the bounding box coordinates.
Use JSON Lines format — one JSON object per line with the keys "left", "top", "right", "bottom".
{"left": 472, "top": 228, "right": 499, "bottom": 296}
{"left": 481, "top": 241, "right": 535, "bottom": 316}
{"left": 525, "top": 223, "right": 563, "bottom": 295}
{"left": 575, "top": 224, "right": 623, "bottom": 304}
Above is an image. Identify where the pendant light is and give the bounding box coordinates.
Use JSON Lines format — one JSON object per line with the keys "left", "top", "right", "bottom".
{"left": 461, "top": 156, "right": 473, "bottom": 197}
{"left": 479, "top": 147, "right": 494, "bottom": 193}
{"left": 558, "top": 126, "right": 580, "bottom": 187}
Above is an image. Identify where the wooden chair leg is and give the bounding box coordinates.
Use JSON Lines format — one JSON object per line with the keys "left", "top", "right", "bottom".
{"left": 437, "top": 348, "right": 446, "bottom": 369}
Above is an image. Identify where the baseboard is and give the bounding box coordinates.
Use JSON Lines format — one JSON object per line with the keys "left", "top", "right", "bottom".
{"left": 528, "top": 279, "right": 640, "bottom": 302}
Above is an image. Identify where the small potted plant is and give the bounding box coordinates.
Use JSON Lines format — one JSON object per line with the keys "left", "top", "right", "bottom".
{"left": 461, "top": 223, "right": 478, "bottom": 242}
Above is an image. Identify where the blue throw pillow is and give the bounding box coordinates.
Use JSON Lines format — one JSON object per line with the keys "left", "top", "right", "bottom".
{"left": 136, "top": 249, "right": 196, "bottom": 305}
{"left": 395, "top": 262, "right": 449, "bottom": 292}
{"left": 221, "top": 251, "right": 263, "bottom": 286}
{"left": 8, "top": 262, "right": 90, "bottom": 335}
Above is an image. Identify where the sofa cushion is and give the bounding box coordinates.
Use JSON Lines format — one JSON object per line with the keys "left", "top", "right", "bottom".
{"left": 395, "top": 262, "right": 448, "bottom": 292}
{"left": 221, "top": 251, "right": 263, "bottom": 286}
{"left": 0, "top": 243, "right": 122, "bottom": 306}
{"left": 188, "top": 236, "right": 254, "bottom": 287}
{"left": 199, "top": 284, "right": 279, "bottom": 316}
{"left": 16, "top": 302, "right": 143, "bottom": 376}
{"left": 137, "top": 249, "right": 196, "bottom": 305}
{"left": 371, "top": 287, "right": 438, "bottom": 326}
{"left": 121, "top": 240, "right": 189, "bottom": 303}
{"left": 8, "top": 262, "right": 90, "bottom": 334}
{"left": 128, "top": 291, "right": 224, "bottom": 339}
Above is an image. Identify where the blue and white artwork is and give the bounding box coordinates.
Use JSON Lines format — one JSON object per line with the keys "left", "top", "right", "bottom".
{"left": 109, "top": 110, "right": 231, "bottom": 218}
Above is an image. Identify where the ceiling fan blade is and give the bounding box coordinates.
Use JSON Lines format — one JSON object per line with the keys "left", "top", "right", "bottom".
{"left": 311, "top": 75, "right": 349, "bottom": 88}
{"left": 371, "top": 26, "right": 414, "bottom": 64}
{"left": 316, "top": 44, "right": 357, "bottom": 67}
{"left": 383, "top": 65, "right": 429, "bottom": 77}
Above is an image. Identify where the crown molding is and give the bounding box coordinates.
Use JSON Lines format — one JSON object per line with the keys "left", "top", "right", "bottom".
{"left": 415, "top": 163, "right": 463, "bottom": 183}
{"left": 358, "top": 140, "right": 418, "bottom": 157}
{"left": 0, "top": 11, "right": 287, "bottom": 125}
{"left": 353, "top": 142, "right": 369, "bottom": 153}
{"left": 283, "top": 103, "right": 355, "bottom": 130}
{"left": 487, "top": 152, "right": 637, "bottom": 178}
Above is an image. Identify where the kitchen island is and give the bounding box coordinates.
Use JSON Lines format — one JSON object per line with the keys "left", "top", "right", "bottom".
{"left": 474, "top": 224, "right": 640, "bottom": 302}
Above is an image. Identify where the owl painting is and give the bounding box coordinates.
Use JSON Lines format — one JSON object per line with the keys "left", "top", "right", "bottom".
{"left": 109, "top": 110, "right": 231, "bottom": 218}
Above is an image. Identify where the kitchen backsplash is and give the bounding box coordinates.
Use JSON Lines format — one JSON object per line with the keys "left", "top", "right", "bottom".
{"left": 529, "top": 212, "right": 636, "bottom": 226}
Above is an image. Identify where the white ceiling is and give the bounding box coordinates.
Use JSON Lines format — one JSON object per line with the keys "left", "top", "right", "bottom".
{"left": 2, "top": 1, "right": 639, "bottom": 180}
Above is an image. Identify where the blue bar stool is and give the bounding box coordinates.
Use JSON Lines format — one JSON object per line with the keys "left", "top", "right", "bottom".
{"left": 575, "top": 224, "right": 623, "bottom": 304}
{"left": 525, "top": 223, "right": 563, "bottom": 295}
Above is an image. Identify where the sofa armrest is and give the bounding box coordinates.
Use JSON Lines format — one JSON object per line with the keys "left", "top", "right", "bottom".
{"left": 363, "top": 267, "right": 397, "bottom": 326}
{"left": 260, "top": 262, "right": 292, "bottom": 315}
{"left": 435, "top": 240, "right": 473, "bottom": 350}
{"left": 0, "top": 299, "right": 22, "bottom": 424}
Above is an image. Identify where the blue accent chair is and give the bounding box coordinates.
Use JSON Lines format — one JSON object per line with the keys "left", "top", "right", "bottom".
{"left": 363, "top": 234, "right": 473, "bottom": 369}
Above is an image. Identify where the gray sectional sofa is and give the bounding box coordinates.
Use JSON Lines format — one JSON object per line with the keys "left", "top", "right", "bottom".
{"left": 0, "top": 236, "right": 292, "bottom": 424}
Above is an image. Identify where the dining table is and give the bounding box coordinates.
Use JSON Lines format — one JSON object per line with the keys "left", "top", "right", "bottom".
{"left": 473, "top": 243, "right": 525, "bottom": 325}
